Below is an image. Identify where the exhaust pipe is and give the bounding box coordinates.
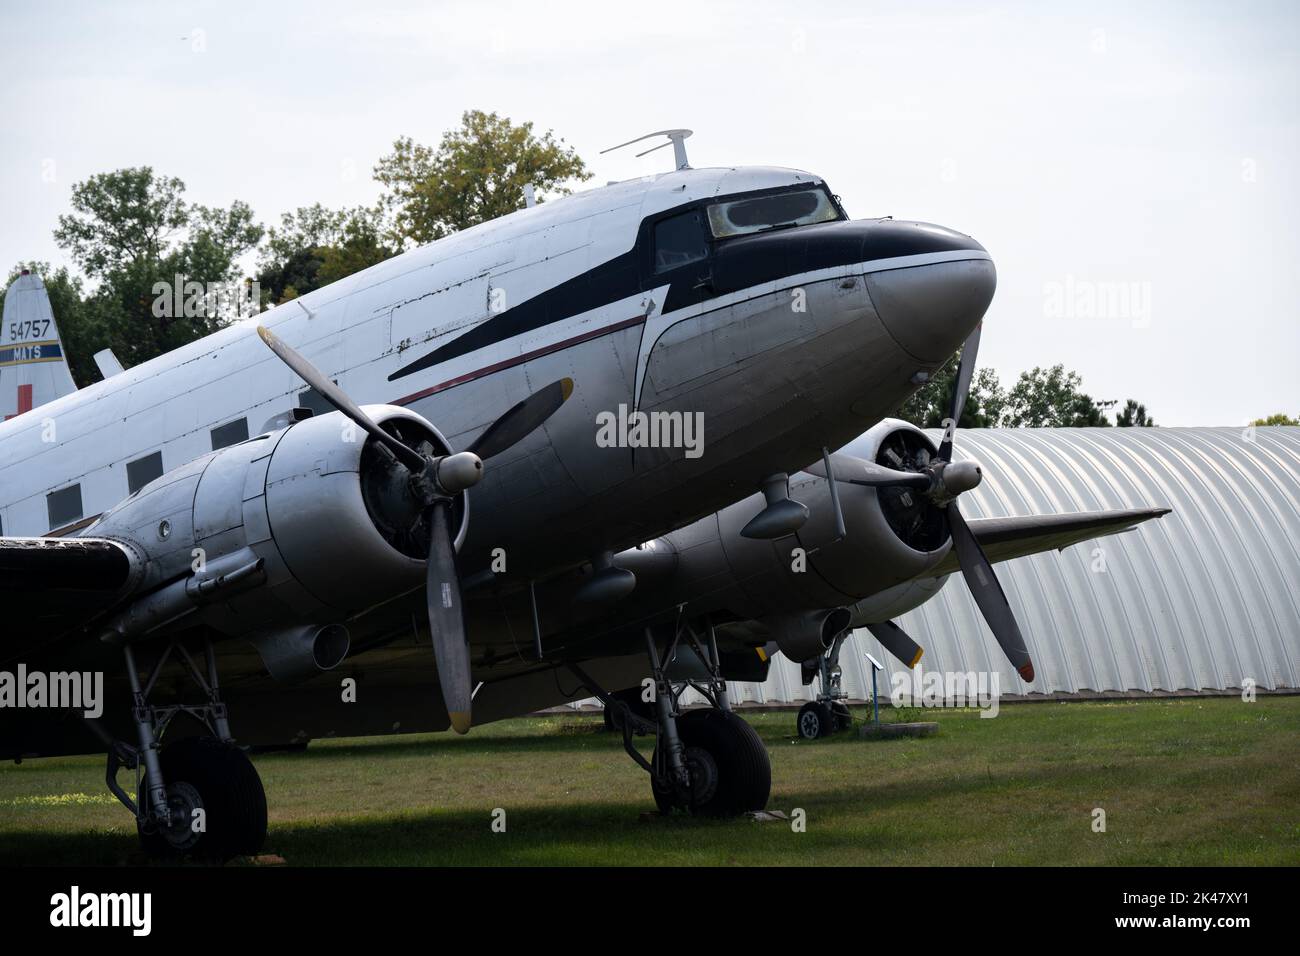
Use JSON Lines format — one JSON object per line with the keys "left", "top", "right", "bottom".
{"left": 251, "top": 624, "right": 351, "bottom": 683}
{"left": 762, "top": 607, "right": 852, "bottom": 663}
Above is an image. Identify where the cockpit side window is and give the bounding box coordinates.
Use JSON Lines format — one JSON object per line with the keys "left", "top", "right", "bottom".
{"left": 653, "top": 209, "right": 709, "bottom": 273}
{"left": 707, "top": 187, "right": 841, "bottom": 239}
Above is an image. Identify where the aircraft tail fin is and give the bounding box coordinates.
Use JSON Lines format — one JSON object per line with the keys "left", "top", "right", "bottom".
{"left": 1, "top": 269, "right": 78, "bottom": 421}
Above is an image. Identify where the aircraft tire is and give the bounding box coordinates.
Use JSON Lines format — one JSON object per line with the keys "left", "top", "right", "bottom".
{"left": 651, "top": 710, "right": 770, "bottom": 816}
{"left": 798, "top": 701, "right": 835, "bottom": 739}
{"left": 137, "top": 736, "right": 268, "bottom": 862}
{"left": 830, "top": 700, "right": 854, "bottom": 732}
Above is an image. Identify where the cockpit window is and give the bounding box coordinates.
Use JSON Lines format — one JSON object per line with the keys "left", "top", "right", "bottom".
{"left": 706, "top": 187, "right": 841, "bottom": 239}
{"left": 653, "top": 209, "right": 710, "bottom": 273}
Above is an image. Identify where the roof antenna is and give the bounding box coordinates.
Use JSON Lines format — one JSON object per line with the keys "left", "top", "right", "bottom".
{"left": 600, "top": 129, "right": 693, "bottom": 171}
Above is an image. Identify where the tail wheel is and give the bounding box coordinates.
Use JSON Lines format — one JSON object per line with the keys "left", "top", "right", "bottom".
{"left": 651, "top": 710, "right": 771, "bottom": 817}
{"left": 137, "top": 736, "right": 267, "bottom": 862}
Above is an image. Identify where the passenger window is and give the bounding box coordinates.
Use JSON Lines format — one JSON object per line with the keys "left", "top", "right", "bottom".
{"left": 47, "top": 484, "right": 83, "bottom": 529}
{"left": 653, "top": 211, "right": 709, "bottom": 273}
{"left": 127, "top": 451, "right": 164, "bottom": 494}
{"left": 210, "top": 418, "right": 250, "bottom": 450}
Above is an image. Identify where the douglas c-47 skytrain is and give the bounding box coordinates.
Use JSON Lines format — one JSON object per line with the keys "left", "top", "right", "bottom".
{"left": 0, "top": 132, "right": 1168, "bottom": 860}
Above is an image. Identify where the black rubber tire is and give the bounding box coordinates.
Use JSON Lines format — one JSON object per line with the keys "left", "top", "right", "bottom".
{"left": 137, "top": 736, "right": 267, "bottom": 862}
{"left": 798, "top": 701, "right": 831, "bottom": 739}
{"left": 651, "top": 710, "right": 771, "bottom": 817}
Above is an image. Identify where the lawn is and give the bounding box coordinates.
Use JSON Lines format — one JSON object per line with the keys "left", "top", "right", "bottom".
{"left": 1, "top": 696, "right": 1297, "bottom": 866}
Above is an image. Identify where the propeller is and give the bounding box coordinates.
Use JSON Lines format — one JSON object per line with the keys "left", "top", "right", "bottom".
{"left": 466, "top": 378, "right": 573, "bottom": 460}
{"left": 257, "top": 325, "right": 575, "bottom": 731}
{"left": 866, "top": 621, "right": 924, "bottom": 669}
{"left": 811, "top": 323, "right": 1036, "bottom": 683}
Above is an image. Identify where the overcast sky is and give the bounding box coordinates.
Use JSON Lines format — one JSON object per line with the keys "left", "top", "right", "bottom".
{"left": 2, "top": 0, "right": 1296, "bottom": 426}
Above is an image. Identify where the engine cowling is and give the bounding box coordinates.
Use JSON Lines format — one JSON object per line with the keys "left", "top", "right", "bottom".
{"left": 615, "top": 419, "right": 952, "bottom": 654}
{"left": 88, "top": 405, "right": 463, "bottom": 668}
{"left": 704, "top": 419, "right": 951, "bottom": 618}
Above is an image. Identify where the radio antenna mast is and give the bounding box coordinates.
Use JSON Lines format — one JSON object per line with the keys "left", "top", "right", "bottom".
{"left": 600, "top": 129, "right": 693, "bottom": 170}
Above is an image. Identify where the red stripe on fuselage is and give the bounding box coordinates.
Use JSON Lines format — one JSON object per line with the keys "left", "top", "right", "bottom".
{"left": 389, "top": 314, "right": 646, "bottom": 407}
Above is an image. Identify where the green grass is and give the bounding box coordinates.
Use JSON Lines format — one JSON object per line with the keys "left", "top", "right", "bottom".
{"left": 1, "top": 697, "right": 1298, "bottom": 866}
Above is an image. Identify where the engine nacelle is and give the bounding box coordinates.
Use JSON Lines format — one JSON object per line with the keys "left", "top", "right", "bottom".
{"left": 88, "top": 405, "right": 461, "bottom": 646}
{"left": 628, "top": 419, "right": 953, "bottom": 637}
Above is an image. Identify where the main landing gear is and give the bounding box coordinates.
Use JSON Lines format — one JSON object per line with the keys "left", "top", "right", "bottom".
{"left": 796, "top": 631, "right": 855, "bottom": 740}
{"left": 571, "top": 620, "right": 770, "bottom": 817}
{"left": 90, "top": 636, "right": 267, "bottom": 862}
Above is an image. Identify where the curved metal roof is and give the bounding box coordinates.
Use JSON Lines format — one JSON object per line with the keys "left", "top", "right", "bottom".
{"left": 737, "top": 425, "right": 1300, "bottom": 704}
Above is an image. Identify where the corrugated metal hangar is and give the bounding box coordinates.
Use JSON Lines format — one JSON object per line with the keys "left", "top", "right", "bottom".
{"left": 564, "top": 425, "right": 1298, "bottom": 711}
{"left": 730, "top": 425, "right": 1300, "bottom": 706}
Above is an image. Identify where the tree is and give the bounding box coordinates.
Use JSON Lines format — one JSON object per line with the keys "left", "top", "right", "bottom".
{"left": 897, "top": 354, "right": 1005, "bottom": 429}
{"left": 1251, "top": 413, "right": 1300, "bottom": 426}
{"left": 1115, "top": 399, "right": 1156, "bottom": 427}
{"left": 374, "top": 110, "right": 590, "bottom": 246}
{"left": 51, "top": 167, "right": 263, "bottom": 380}
{"left": 1001, "top": 365, "right": 1115, "bottom": 428}
{"left": 53, "top": 168, "right": 188, "bottom": 279}
{"left": 257, "top": 204, "right": 398, "bottom": 304}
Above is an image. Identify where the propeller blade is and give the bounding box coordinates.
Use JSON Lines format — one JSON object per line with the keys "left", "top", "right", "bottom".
{"left": 805, "top": 451, "right": 931, "bottom": 489}
{"left": 467, "top": 378, "right": 574, "bottom": 461}
{"left": 426, "top": 498, "right": 473, "bottom": 733}
{"left": 938, "top": 323, "right": 982, "bottom": 462}
{"left": 257, "top": 325, "right": 427, "bottom": 472}
{"left": 947, "top": 504, "right": 1035, "bottom": 682}
{"left": 866, "top": 621, "right": 925, "bottom": 669}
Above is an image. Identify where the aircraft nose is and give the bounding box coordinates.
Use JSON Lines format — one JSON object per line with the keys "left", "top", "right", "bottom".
{"left": 862, "top": 222, "right": 996, "bottom": 363}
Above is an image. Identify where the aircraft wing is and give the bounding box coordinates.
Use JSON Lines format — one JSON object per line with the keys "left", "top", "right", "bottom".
{"left": 925, "top": 507, "right": 1171, "bottom": 578}
{"left": 0, "top": 537, "right": 142, "bottom": 661}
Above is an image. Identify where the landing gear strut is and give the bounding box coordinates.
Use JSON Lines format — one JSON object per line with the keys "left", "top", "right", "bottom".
{"left": 570, "top": 619, "right": 770, "bottom": 817}
{"left": 90, "top": 635, "right": 267, "bottom": 861}
{"left": 797, "top": 631, "right": 854, "bottom": 739}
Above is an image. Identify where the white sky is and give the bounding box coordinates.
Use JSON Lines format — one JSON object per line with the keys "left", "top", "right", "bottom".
{"left": 2, "top": 0, "right": 1296, "bottom": 426}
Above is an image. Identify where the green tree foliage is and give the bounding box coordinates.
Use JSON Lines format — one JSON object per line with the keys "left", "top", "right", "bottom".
{"left": 896, "top": 359, "right": 1150, "bottom": 430}
{"left": 1002, "top": 365, "right": 1115, "bottom": 428}
{"left": 46, "top": 166, "right": 263, "bottom": 380}
{"left": 1251, "top": 412, "right": 1300, "bottom": 426}
{"left": 257, "top": 203, "right": 398, "bottom": 304}
{"left": 1115, "top": 399, "right": 1156, "bottom": 427}
{"left": 52, "top": 167, "right": 189, "bottom": 278}
{"left": 374, "top": 110, "right": 591, "bottom": 246}
{"left": 896, "top": 355, "right": 1005, "bottom": 428}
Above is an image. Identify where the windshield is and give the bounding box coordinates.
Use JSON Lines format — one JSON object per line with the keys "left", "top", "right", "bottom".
{"left": 707, "top": 187, "right": 841, "bottom": 238}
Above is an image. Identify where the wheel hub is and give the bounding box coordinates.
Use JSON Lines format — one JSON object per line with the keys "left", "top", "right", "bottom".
{"left": 679, "top": 746, "right": 719, "bottom": 808}
{"left": 155, "top": 781, "right": 204, "bottom": 851}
